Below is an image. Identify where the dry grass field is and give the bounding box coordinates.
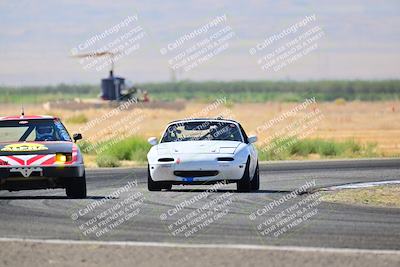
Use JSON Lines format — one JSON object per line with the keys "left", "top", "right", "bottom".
{"left": 321, "top": 185, "right": 400, "bottom": 208}
{"left": 1, "top": 100, "right": 399, "bottom": 156}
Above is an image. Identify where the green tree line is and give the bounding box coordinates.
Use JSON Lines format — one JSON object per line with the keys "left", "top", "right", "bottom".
{"left": 1, "top": 80, "right": 399, "bottom": 103}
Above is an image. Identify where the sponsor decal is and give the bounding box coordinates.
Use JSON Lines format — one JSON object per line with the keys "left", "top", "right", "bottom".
{"left": 0, "top": 154, "right": 56, "bottom": 167}
{"left": 1, "top": 143, "right": 48, "bottom": 152}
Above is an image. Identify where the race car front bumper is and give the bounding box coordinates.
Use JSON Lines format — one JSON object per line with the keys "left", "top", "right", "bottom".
{"left": 149, "top": 155, "right": 247, "bottom": 184}
{"left": 0, "top": 164, "right": 85, "bottom": 191}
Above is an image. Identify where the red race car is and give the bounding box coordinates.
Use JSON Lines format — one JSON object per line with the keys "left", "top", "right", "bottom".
{"left": 0, "top": 115, "right": 86, "bottom": 198}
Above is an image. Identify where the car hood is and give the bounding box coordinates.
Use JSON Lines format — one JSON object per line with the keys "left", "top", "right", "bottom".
{"left": 156, "top": 141, "right": 241, "bottom": 154}
{"left": 0, "top": 141, "right": 74, "bottom": 156}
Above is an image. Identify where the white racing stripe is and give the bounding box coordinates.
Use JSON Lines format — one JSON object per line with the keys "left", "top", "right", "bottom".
{"left": 32, "top": 154, "right": 54, "bottom": 165}
{"left": 10, "top": 155, "right": 37, "bottom": 162}
{"left": 0, "top": 237, "right": 399, "bottom": 255}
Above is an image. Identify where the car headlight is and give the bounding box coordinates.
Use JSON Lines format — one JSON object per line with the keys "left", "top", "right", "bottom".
{"left": 56, "top": 153, "right": 72, "bottom": 163}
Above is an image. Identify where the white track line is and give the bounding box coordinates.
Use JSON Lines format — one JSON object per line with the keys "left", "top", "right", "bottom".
{"left": 0, "top": 237, "right": 399, "bottom": 255}
{"left": 324, "top": 180, "right": 400, "bottom": 190}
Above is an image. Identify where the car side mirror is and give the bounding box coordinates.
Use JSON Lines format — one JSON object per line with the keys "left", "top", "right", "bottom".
{"left": 73, "top": 133, "right": 82, "bottom": 142}
{"left": 248, "top": 135, "right": 257, "bottom": 144}
{"left": 148, "top": 137, "right": 158, "bottom": 146}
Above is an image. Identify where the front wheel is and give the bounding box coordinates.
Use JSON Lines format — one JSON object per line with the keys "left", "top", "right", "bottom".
{"left": 66, "top": 174, "right": 87, "bottom": 199}
{"left": 237, "top": 158, "right": 251, "bottom": 192}
{"left": 251, "top": 162, "right": 260, "bottom": 191}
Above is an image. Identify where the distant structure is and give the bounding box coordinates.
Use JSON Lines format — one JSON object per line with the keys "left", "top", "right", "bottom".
{"left": 72, "top": 51, "right": 142, "bottom": 101}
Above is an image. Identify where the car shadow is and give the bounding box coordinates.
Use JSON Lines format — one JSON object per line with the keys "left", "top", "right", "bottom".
{"left": 0, "top": 195, "right": 112, "bottom": 200}
{"left": 168, "top": 188, "right": 293, "bottom": 194}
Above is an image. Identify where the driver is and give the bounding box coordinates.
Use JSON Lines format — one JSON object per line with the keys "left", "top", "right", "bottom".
{"left": 35, "top": 125, "right": 55, "bottom": 141}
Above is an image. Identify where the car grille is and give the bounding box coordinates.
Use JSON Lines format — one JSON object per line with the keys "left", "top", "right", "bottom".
{"left": 174, "top": 170, "right": 219, "bottom": 177}
{"left": 217, "top": 157, "right": 234, "bottom": 161}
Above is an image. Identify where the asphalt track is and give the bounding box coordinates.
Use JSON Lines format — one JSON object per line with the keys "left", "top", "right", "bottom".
{"left": 0, "top": 159, "right": 400, "bottom": 251}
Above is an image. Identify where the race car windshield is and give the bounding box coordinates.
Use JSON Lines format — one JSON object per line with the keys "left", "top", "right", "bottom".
{"left": 161, "top": 121, "right": 243, "bottom": 143}
{"left": 0, "top": 119, "right": 72, "bottom": 142}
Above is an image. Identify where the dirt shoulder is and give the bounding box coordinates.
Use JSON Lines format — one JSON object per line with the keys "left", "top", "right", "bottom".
{"left": 321, "top": 185, "right": 400, "bottom": 208}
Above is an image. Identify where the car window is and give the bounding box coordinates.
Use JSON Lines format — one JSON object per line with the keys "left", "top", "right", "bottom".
{"left": 238, "top": 124, "right": 249, "bottom": 143}
{"left": 0, "top": 119, "right": 72, "bottom": 142}
{"left": 161, "top": 121, "right": 243, "bottom": 143}
{"left": 25, "top": 129, "right": 37, "bottom": 141}
{"left": 0, "top": 126, "right": 28, "bottom": 143}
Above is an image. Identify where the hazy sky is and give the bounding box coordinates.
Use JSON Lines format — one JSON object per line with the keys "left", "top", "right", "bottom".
{"left": 0, "top": 0, "right": 399, "bottom": 85}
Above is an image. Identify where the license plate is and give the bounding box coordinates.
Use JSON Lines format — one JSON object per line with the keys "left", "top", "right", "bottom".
{"left": 182, "top": 177, "right": 194, "bottom": 182}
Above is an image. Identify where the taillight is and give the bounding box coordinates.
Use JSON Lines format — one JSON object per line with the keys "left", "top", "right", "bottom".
{"left": 56, "top": 153, "right": 72, "bottom": 163}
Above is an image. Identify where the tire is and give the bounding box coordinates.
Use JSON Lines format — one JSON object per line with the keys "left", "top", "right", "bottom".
{"left": 148, "top": 165, "right": 172, "bottom": 191}
{"left": 251, "top": 162, "right": 260, "bottom": 191}
{"left": 237, "top": 158, "right": 251, "bottom": 192}
{"left": 66, "top": 173, "right": 87, "bottom": 199}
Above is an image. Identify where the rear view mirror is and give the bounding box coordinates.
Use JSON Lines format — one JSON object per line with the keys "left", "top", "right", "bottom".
{"left": 73, "top": 133, "right": 82, "bottom": 142}
{"left": 148, "top": 137, "right": 158, "bottom": 146}
{"left": 248, "top": 135, "right": 257, "bottom": 144}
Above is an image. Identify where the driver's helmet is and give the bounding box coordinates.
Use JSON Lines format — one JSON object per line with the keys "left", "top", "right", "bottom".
{"left": 36, "top": 125, "right": 54, "bottom": 141}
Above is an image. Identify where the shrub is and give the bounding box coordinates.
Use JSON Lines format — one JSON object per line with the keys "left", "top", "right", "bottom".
{"left": 96, "top": 154, "right": 121, "bottom": 167}
{"left": 77, "top": 140, "right": 92, "bottom": 154}
{"left": 101, "top": 136, "right": 151, "bottom": 162}
{"left": 334, "top": 98, "right": 347, "bottom": 105}
{"left": 258, "top": 138, "right": 378, "bottom": 160}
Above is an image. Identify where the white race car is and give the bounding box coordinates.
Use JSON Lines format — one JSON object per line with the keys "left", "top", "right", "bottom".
{"left": 147, "top": 118, "right": 259, "bottom": 192}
